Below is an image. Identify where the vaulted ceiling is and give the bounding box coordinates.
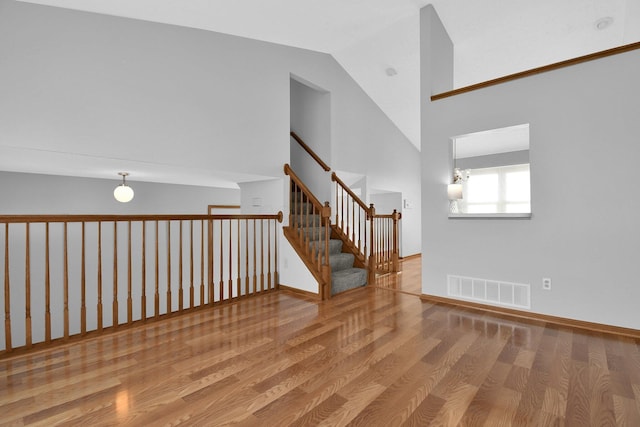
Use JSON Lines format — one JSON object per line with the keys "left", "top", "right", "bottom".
{"left": 18, "top": 0, "right": 640, "bottom": 151}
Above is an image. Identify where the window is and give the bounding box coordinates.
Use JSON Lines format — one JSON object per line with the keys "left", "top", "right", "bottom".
{"left": 450, "top": 123, "right": 531, "bottom": 217}
{"left": 463, "top": 164, "right": 530, "bottom": 214}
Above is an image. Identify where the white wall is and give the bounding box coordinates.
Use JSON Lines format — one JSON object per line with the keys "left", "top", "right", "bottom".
{"left": 238, "top": 179, "right": 285, "bottom": 216}
{"left": 327, "top": 73, "right": 422, "bottom": 256}
{"left": 0, "top": 1, "right": 290, "bottom": 179}
{"left": 279, "top": 241, "right": 319, "bottom": 294}
{"left": 421, "top": 7, "right": 640, "bottom": 329}
{"left": 0, "top": 1, "right": 419, "bottom": 193}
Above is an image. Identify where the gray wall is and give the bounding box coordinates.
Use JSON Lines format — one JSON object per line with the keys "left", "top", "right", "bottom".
{"left": 457, "top": 150, "right": 530, "bottom": 170}
{"left": 425, "top": 4, "right": 454, "bottom": 95}
{"left": 290, "top": 77, "right": 332, "bottom": 203}
{"left": 421, "top": 7, "right": 640, "bottom": 329}
{"left": 0, "top": 171, "right": 239, "bottom": 214}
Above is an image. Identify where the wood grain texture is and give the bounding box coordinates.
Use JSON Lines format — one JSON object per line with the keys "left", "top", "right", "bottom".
{"left": 1, "top": 261, "right": 639, "bottom": 426}
{"left": 431, "top": 41, "right": 640, "bottom": 101}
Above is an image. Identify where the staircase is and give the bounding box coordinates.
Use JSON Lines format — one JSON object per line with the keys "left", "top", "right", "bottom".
{"left": 284, "top": 132, "right": 401, "bottom": 300}
{"left": 294, "top": 198, "right": 368, "bottom": 296}
{"left": 325, "top": 240, "right": 368, "bottom": 295}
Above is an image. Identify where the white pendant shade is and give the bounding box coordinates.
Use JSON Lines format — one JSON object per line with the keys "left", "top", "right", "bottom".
{"left": 447, "top": 183, "right": 463, "bottom": 200}
{"left": 114, "top": 184, "right": 134, "bottom": 203}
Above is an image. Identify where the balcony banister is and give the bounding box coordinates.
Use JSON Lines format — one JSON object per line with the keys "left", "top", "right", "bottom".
{"left": 0, "top": 213, "right": 283, "bottom": 223}
{"left": 1, "top": 211, "right": 283, "bottom": 357}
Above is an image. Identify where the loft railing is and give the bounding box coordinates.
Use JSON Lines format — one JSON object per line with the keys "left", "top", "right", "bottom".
{"left": 370, "top": 210, "right": 401, "bottom": 274}
{"left": 0, "top": 212, "right": 282, "bottom": 356}
{"left": 283, "top": 164, "right": 332, "bottom": 299}
{"left": 331, "top": 173, "right": 401, "bottom": 279}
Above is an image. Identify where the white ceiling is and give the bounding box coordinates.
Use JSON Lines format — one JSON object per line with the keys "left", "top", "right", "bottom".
{"left": 10, "top": 0, "right": 640, "bottom": 185}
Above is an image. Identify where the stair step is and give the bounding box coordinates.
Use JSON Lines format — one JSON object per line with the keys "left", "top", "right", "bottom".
{"left": 290, "top": 214, "right": 323, "bottom": 227}
{"left": 289, "top": 200, "right": 316, "bottom": 214}
{"left": 309, "top": 239, "right": 343, "bottom": 255}
{"left": 329, "top": 252, "right": 355, "bottom": 272}
{"left": 298, "top": 226, "right": 328, "bottom": 240}
{"left": 332, "top": 268, "right": 367, "bottom": 295}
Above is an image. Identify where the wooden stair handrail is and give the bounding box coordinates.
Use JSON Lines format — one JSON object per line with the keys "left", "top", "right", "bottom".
{"left": 290, "top": 131, "right": 331, "bottom": 172}
{"left": 284, "top": 164, "right": 326, "bottom": 211}
{"left": 331, "top": 172, "right": 371, "bottom": 215}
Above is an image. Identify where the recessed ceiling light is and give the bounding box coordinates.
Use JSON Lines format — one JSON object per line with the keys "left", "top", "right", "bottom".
{"left": 385, "top": 67, "right": 397, "bottom": 77}
{"left": 595, "top": 17, "right": 614, "bottom": 30}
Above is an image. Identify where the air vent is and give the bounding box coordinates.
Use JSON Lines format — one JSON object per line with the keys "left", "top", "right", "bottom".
{"left": 447, "top": 275, "right": 530, "bottom": 310}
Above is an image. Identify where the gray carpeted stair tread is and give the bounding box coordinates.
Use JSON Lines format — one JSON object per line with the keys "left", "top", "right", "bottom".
{"left": 309, "top": 239, "right": 343, "bottom": 255}
{"left": 290, "top": 198, "right": 367, "bottom": 296}
{"left": 291, "top": 214, "right": 323, "bottom": 227}
{"left": 329, "top": 252, "right": 355, "bottom": 272}
{"left": 299, "top": 226, "right": 328, "bottom": 240}
{"left": 289, "top": 200, "right": 316, "bottom": 214}
{"left": 331, "top": 268, "right": 367, "bottom": 295}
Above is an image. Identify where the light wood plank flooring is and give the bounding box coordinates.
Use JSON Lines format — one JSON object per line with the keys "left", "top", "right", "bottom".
{"left": 2, "top": 260, "right": 640, "bottom": 426}
{"left": 373, "top": 256, "right": 422, "bottom": 296}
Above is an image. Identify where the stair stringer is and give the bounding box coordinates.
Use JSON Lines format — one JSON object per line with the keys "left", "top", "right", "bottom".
{"left": 282, "top": 226, "right": 331, "bottom": 299}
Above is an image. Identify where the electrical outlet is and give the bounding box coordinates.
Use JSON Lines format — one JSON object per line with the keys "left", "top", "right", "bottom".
{"left": 542, "top": 277, "right": 552, "bottom": 290}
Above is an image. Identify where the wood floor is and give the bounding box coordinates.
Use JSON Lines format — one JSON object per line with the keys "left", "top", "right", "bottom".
{"left": 373, "top": 256, "right": 422, "bottom": 296}
{"left": 2, "top": 260, "right": 640, "bottom": 426}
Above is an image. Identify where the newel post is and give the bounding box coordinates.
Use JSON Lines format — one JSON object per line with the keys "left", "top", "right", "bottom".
{"left": 392, "top": 209, "right": 401, "bottom": 273}
{"left": 321, "top": 201, "right": 332, "bottom": 299}
{"left": 368, "top": 203, "right": 376, "bottom": 285}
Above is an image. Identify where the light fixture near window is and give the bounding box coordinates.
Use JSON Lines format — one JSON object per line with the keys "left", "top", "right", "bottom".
{"left": 114, "top": 172, "right": 134, "bottom": 203}
{"left": 447, "top": 168, "right": 469, "bottom": 212}
{"left": 447, "top": 139, "right": 469, "bottom": 212}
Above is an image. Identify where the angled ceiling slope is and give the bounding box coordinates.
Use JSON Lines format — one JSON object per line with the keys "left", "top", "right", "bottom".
{"left": 13, "top": 0, "right": 640, "bottom": 164}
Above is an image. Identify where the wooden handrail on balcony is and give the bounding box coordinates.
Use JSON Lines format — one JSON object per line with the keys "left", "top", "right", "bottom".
{"left": 1, "top": 212, "right": 283, "bottom": 357}
{"left": 284, "top": 164, "right": 332, "bottom": 299}
{"left": 371, "top": 210, "right": 402, "bottom": 274}
{"left": 290, "top": 131, "right": 331, "bottom": 172}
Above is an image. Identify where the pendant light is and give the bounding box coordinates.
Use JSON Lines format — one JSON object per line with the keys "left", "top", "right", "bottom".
{"left": 113, "top": 172, "right": 134, "bottom": 203}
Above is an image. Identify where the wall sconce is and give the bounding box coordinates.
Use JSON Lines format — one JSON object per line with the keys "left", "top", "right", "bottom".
{"left": 113, "top": 172, "right": 134, "bottom": 203}
{"left": 447, "top": 168, "right": 469, "bottom": 213}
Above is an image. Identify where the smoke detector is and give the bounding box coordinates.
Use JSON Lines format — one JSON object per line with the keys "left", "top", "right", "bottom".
{"left": 595, "top": 17, "right": 614, "bottom": 30}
